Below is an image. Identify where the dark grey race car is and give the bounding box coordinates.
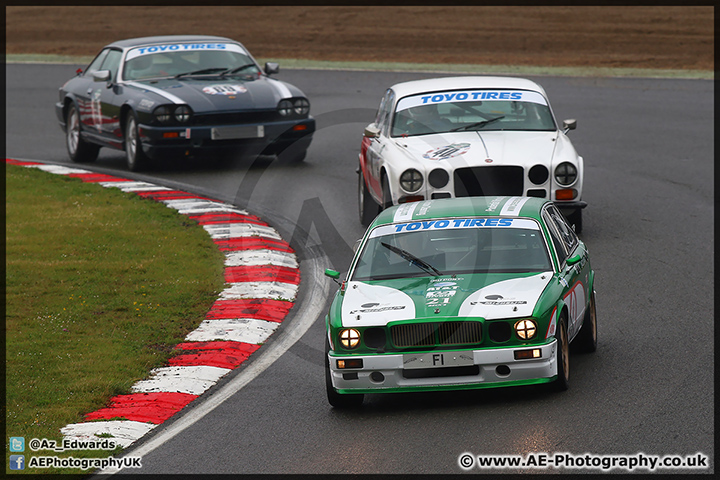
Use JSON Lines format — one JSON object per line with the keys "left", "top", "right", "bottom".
{"left": 55, "top": 35, "right": 315, "bottom": 171}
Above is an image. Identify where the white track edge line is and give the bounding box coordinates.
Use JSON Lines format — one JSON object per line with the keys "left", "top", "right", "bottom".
{"left": 94, "top": 245, "right": 330, "bottom": 475}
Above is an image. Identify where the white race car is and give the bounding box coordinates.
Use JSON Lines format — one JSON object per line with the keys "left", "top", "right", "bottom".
{"left": 358, "top": 76, "right": 587, "bottom": 231}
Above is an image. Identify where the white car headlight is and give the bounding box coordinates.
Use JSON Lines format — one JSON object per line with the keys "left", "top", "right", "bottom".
{"left": 400, "top": 169, "right": 423, "bottom": 192}
{"left": 554, "top": 162, "right": 578, "bottom": 186}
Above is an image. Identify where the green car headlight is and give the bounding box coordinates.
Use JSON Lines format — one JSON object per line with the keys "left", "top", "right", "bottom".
{"left": 338, "top": 328, "right": 361, "bottom": 349}
{"left": 514, "top": 319, "right": 537, "bottom": 340}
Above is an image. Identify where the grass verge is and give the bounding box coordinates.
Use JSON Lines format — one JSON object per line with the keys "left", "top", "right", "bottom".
{"left": 5, "top": 54, "right": 713, "bottom": 80}
{"left": 5, "top": 164, "right": 226, "bottom": 474}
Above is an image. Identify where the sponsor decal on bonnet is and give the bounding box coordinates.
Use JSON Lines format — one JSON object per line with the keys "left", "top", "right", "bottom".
{"left": 203, "top": 84, "right": 248, "bottom": 95}
{"left": 341, "top": 282, "right": 415, "bottom": 325}
{"left": 423, "top": 143, "right": 471, "bottom": 160}
{"left": 459, "top": 273, "right": 552, "bottom": 320}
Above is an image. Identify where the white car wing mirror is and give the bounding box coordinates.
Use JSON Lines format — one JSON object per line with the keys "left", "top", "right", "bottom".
{"left": 363, "top": 124, "right": 380, "bottom": 138}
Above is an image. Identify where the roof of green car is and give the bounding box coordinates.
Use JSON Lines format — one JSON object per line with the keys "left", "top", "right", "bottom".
{"left": 372, "top": 196, "right": 550, "bottom": 227}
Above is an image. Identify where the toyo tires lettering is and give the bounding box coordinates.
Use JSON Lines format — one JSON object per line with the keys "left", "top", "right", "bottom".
{"left": 395, "top": 218, "right": 512, "bottom": 232}
{"left": 420, "top": 91, "right": 523, "bottom": 103}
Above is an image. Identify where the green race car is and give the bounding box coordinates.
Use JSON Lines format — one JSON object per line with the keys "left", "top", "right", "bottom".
{"left": 324, "top": 196, "right": 597, "bottom": 407}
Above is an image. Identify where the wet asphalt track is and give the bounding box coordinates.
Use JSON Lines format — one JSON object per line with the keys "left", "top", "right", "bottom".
{"left": 5, "top": 63, "right": 714, "bottom": 474}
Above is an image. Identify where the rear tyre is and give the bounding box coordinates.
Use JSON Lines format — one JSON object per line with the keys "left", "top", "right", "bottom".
{"left": 325, "top": 339, "right": 364, "bottom": 408}
{"left": 550, "top": 318, "right": 570, "bottom": 392}
{"left": 358, "top": 169, "right": 379, "bottom": 226}
{"left": 572, "top": 290, "right": 597, "bottom": 353}
{"left": 65, "top": 103, "right": 100, "bottom": 163}
{"left": 380, "top": 175, "right": 393, "bottom": 211}
{"left": 125, "top": 113, "right": 149, "bottom": 172}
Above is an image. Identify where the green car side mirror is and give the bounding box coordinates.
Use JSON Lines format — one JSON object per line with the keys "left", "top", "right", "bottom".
{"left": 566, "top": 254, "right": 582, "bottom": 266}
{"left": 325, "top": 269, "right": 340, "bottom": 279}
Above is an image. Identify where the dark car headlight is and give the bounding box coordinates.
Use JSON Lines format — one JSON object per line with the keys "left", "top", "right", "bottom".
{"left": 153, "top": 105, "right": 193, "bottom": 125}
{"left": 278, "top": 99, "right": 294, "bottom": 117}
{"left": 153, "top": 105, "right": 192, "bottom": 125}
{"left": 278, "top": 98, "right": 310, "bottom": 117}
{"left": 293, "top": 98, "right": 310, "bottom": 115}
{"left": 174, "top": 105, "right": 192, "bottom": 123}
{"left": 153, "top": 105, "right": 173, "bottom": 124}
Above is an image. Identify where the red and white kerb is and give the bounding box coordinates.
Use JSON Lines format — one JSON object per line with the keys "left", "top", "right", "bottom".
{"left": 6, "top": 159, "right": 300, "bottom": 448}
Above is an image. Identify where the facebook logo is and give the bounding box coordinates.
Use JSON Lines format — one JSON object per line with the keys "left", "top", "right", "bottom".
{"left": 10, "top": 455, "right": 25, "bottom": 470}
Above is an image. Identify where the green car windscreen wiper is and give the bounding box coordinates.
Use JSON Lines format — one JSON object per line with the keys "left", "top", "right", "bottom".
{"left": 381, "top": 242, "right": 442, "bottom": 276}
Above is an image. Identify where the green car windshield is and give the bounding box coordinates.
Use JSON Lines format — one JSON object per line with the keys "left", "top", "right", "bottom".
{"left": 391, "top": 89, "right": 556, "bottom": 137}
{"left": 352, "top": 218, "right": 552, "bottom": 281}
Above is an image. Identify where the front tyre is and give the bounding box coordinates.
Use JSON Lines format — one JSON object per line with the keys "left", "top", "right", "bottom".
{"left": 65, "top": 103, "right": 100, "bottom": 163}
{"left": 125, "top": 113, "right": 149, "bottom": 172}
{"left": 550, "top": 318, "right": 570, "bottom": 392}
{"left": 358, "top": 168, "right": 379, "bottom": 226}
{"left": 325, "top": 339, "right": 364, "bottom": 408}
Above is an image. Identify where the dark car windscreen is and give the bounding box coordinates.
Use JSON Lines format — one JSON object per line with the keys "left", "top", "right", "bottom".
{"left": 352, "top": 218, "right": 552, "bottom": 281}
{"left": 123, "top": 42, "right": 259, "bottom": 81}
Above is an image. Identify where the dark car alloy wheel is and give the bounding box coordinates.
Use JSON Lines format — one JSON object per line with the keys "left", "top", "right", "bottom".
{"left": 66, "top": 103, "right": 100, "bottom": 163}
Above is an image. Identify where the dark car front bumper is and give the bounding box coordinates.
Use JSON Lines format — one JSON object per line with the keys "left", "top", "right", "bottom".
{"left": 137, "top": 117, "right": 315, "bottom": 159}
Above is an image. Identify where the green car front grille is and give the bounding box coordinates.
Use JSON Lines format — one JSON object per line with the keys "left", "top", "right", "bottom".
{"left": 390, "top": 321, "right": 483, "bottom": 348}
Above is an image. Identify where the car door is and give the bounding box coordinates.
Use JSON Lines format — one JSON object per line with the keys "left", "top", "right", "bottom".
{"left": 545, "top": 205, "right": 588, "bottom": 339}
{"left": 91, "top": 48, "right": 124, "bottom": 146}
{"left": 364, "top": 89, "right": 395, "bottom": 201}
{"left": 75, "top": 49, "right": 111, "bottom": 132}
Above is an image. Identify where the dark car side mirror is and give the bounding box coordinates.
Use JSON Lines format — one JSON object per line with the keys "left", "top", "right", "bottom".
{"left": 264, "top": 62, "right": 279, "bottom": 75}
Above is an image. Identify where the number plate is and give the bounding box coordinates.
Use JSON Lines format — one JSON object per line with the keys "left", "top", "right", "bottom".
{"left": 403, "top": 351, "right": 474, "bottom": 369}
{"left": 211, "top": 125, "right": 264, "bottom": 140}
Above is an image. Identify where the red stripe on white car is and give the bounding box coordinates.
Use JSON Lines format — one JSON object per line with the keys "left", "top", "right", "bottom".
{"left": 6, "top": 159, "right": 300, "bottom": 447}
